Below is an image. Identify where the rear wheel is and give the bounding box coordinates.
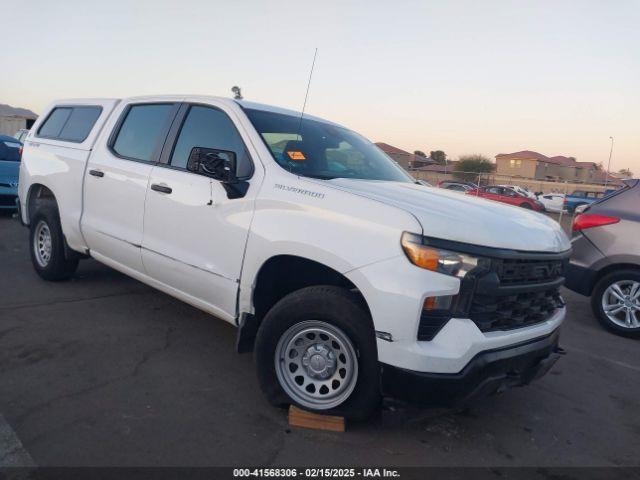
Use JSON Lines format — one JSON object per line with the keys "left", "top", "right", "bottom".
{"left": 591, "top": 270, "right": 640, "bottom": 337}
{"left": 29, "top": 204, "right": 79, "bottom": 281}
{"left": 520, "top": 203, "right": 532, "bottom": 209}
{"left": 254, "top": 286, "right": 380, "bottom": 421}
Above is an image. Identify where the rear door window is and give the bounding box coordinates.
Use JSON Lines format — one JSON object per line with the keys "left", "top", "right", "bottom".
{"left": 111, "top": 104, "right": 175, "bottom": 162}
{"left": 37, "top": 106, "right": 102, "bottom": 142}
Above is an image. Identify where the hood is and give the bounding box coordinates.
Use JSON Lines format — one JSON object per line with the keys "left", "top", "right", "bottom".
{"left": 326, "top": 179, "right": 571, "bottom": 252}
{"left": 0, "top": 160, "right": 19, "bottom": 182}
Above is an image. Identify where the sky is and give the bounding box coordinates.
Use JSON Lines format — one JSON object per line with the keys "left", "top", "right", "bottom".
{"left": 1, "top": 0, "right": 638, "bottom": 172}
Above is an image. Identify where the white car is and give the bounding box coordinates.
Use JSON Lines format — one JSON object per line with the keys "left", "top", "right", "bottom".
{"left": 537, "top": 193, "right": 566, "bottom": 213}
{"left": 18, "top": 95, "right": 570, "bottom": 420}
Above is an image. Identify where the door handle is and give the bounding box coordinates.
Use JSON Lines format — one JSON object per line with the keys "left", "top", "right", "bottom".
{"left": 89, "top": 169, "right": 104, "bottom": 178}
{"left": 151, "top": 183, "right": 172, "bottom": 194}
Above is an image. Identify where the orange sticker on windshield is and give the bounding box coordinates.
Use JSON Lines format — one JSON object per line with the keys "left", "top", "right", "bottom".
{"left": 287, "top": 151, "right": 306, "bottom": 161}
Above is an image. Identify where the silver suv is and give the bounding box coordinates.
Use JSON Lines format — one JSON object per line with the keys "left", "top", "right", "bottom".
{"left": 566, "top": 179, "right": 640, "bottom": 337}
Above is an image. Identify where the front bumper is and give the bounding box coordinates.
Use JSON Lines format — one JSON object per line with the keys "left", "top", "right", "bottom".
{"left": 380, "top": 329, "right": 563, "bottom": 406}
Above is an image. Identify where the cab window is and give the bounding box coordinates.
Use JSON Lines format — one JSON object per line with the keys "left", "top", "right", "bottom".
{"left": 37, "top": 106, "right": 102, "bottom": 143}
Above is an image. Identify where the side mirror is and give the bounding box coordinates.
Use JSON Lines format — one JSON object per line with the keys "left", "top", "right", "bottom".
{"left": 187, "top": 147, "right": 237, "bottom": 183}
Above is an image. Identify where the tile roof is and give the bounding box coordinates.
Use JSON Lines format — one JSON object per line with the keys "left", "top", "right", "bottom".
{"left": 375, "top": 142, "right": 412, "bottom": 156}
{"left": 495, "top": 150, "right": 550, "bottom": 162}
{"left": 496, "top": 151, "right": 589, "bottom": 167}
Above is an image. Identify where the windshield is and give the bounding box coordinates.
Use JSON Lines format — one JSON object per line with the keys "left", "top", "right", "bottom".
{"left": 244, "top": 108, "right": 413, "bottom": 182}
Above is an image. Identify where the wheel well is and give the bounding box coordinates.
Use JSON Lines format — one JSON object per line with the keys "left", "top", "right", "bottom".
{"left": 593, "top": 263, "right": 640, "bottom": 291}
{"left": 27, "top": 184, "right": 57, "bottom": 222}
{"left": 253, "top": 255, "right": 369, "bottom": 322}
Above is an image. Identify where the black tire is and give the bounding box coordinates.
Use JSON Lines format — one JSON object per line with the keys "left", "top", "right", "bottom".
{"left": 29, "top": 203, "right": 79, "bottom": 281}
{"left": 254, "top": 286, "right": 380, "bottom": 421}
{"left": 591, "top": 269, "right": 640, "bottom": 338}
{"left": 520, "top": 203, "right": 532, "bottom": 209}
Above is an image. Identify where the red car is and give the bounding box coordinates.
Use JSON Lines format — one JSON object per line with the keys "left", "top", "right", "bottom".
{"left": 466, "top": 186, "right": 545, "bottom": 211}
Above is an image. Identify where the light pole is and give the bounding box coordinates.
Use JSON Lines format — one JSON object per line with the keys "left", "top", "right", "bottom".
{"left": 604, "top": 136, "right": 614, "bottom": 189}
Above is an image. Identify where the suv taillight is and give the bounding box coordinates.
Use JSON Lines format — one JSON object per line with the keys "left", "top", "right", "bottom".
{"left": 573, "top": 213, "right": 619, "bottom": 231}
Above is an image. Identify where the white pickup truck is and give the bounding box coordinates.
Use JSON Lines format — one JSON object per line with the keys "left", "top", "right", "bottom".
{"left": 18, "top": 95, "right": 571, "bottom": 420}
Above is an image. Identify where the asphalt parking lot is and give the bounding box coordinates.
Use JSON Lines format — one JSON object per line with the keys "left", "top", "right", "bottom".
{"left": 0, "top": 212, "right": 639, "bottom": 468}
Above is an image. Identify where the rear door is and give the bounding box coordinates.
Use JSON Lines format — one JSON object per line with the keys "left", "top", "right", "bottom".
{"left": 81, "top": 101, "right": 180, "bottom": 273}
{"left": 141, "top": 101, "right": 257, "bottom": 321}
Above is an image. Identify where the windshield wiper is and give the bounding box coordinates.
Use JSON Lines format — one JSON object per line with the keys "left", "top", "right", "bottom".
{"left": 301, "top": 173, "right": 339, "bottom": 180}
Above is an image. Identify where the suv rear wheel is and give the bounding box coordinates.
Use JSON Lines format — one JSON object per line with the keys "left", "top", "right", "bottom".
{"left": 591, "top": 270, "right": 640, "bottom": 337}
{"left": 254, "top": 286, "right": 380, "bottom": 421}
{"left": 29, "top": 204, "right": 79, "bottom": 281}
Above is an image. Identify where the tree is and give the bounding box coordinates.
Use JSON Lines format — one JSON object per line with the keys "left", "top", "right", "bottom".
{"left": 453, "top": 154, "right": 495, "bottom": 183}
{"left": 618, "top": 168, "right": 633, "bottom": 177}
{"left": 430, "top": 150, "right": 447, "bottom": 165}
{"left": 413, "top": 150, "right": 427, "bottom": 157}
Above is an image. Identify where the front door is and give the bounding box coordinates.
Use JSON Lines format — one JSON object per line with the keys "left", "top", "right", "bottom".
{"left": 141, "top": 102, "right": 256, "bottom": 322}
{"left": 82, "top": 102, "right": 179, "bottom": 272}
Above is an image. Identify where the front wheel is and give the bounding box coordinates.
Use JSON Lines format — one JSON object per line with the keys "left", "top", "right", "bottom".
{"left": 520, "top": 203, "right": 532, "bottom": 209}
{"left": 254, "top": 286, "right": 380, "bottom": 421}
{"left": 29, "top": 204, "right": 79, "bottom": 281}
{"left": 591, "top": 270, "right": 640, "bottom": 337}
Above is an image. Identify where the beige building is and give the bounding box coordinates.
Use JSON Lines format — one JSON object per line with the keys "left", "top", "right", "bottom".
{"left": 496, "top": 150, "right": 603, "bottom": 183}
{"left": 0, "top": 104, "right": 38, "bottom": 136}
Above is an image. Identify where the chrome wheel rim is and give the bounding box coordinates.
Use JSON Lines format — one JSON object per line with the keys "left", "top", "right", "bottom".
{"left": 34, "top": 220, "right": 52, "bottom": 268}
{"left": 275, "top": 320, "right": 358, "bottom": 410}
{"left": 602, "top": 280, "right": 640, "bottom": 329}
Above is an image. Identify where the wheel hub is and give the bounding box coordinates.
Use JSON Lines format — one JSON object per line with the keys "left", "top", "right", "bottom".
{"left": 34, "top": 221, "right": 52, "bottom": 267}
{"left": 602, "top": 280, "right": 640, "bottom": 329}
{"left": 302, "top": 344, "right": 336, "bottom": 379}
{"left": 274, "top": 320, "right": 359, "bottom": 410}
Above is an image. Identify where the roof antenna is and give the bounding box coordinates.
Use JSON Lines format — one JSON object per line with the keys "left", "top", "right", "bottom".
{"left": 296, "top": 48, "right": 318, "bottom": 140}
{"left": 231, "top": 86, "right": 243, "bottom": 100}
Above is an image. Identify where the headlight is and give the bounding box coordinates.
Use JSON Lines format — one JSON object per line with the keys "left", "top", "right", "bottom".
{"left": 401, "top": 232, "right": 481, "bottom": 278}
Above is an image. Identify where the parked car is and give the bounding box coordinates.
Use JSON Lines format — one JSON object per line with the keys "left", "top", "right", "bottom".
{"left": 565, "top": 179, "right": 640, "bottom": 337}
{"left": 0, "top": 134, "right": 22, "bottom": 211}
{"left": 467, "top": 185, "right": 545, "bottom": 211}
{"left": 536, "top": 193, "right": 566, "bottom": 213}
{"left": 438, "top": 180, "right": 475, "bottom": 192}
{"left": 499, "top": 184, "right": 536, "bottom": 199}
{"left": 18, "top": 96, "right": 570, "bottom": 419}
{"left": 564, "top": 189, "right": 617, "bottom": 213}
{"left": 14, "top": 129, "right": 29, "bottom": 143}
{"left": 415, "top": 179, "right": 433, "bottom": 187}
